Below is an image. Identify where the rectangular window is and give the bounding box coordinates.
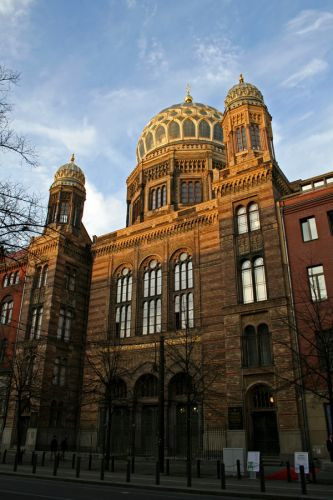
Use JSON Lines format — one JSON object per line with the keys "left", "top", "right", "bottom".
{"left": 327, "top": 211, "right": 333, "bottom": 235}
{"left": 301, "top": 217, "right": 318, "bottom": 242}
{"left": 308, "top": 265, "right": 328, "bottom": 301}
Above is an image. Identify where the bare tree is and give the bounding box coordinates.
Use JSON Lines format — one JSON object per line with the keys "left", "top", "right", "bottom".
{"left": 0, "top": 65, "right": 37, "bottom": 167}
{"left": 3, "top": 339, "right": 45, "bottom": 461}
{"left": 83, "top": 339, "right": 129, "bottom": 467}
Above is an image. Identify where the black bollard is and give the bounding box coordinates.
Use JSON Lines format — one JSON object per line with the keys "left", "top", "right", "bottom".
{"left": 88, "top": 454, "right": 92, "bottom": 471}
{"left": 197, "top": 459, "right": 201, "bottom": 478}
{"left": 260, "top": 462, "right": 266, "bottom": 492}
{"left": 131, "top": 456, "right": 135, "bottom": 474}
{"left": 41, "top": 451, "right": 45, "bottom": 466}
{"left": 311, "top": 462, "right": 317, "bottom": 484}
{"left": 13, "top": 453, "right": 18, "bottom": 472}
{"left": 71, "top": 453, "right": 76, "bottom": 469}
{"left": 236, "top": 459, "right": 241, "bottom": 479}
{"left": 155, "top": 461, "right": 160, "bottom": 485}
{"left": 221, "top": 462, "right": 226, "bottom": 490}
{"left": 111, "top": 455, "right": 115, "bottom": 472}
{"left": 126, "top": 460, "right": 131, "bottom": 482}
{"left": 31, "top": 451, "right": 35, "bottom": 465}
{"left": 2, "top": 449, "right": 7, "bottom": 464}
{"left": 186, "top": 459, "right": 192, "bottom": 488}
{"left": 100, "top": 458, "right": 105, "bottom": 480}
{"left": 286, "top": 461, "right": 291, "bottom": 482}
{"left": 76, "top": 456, "right": 81, "bottom": 478}
{"left": 166, "top": 458, "right": 170, "bottom": 476}
{"left": 299, "top": 465, "right": 307, "bottom": 495}
{"left": 217, "top": 459, "right": 221, "bottom": 479}
{"left": 32, "top": 453, "right": 37, "bottom": 474}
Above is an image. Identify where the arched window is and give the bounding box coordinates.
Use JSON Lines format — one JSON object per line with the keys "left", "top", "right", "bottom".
{"left": 174, "top": 252, "right": 194, "bottom": 329}
{"left": 194, "top": 182, "right": 202, "bottom": 202}
{"left": 252, "top": 385, "right": 275, "bottom": 409}
{"left": 52, "top": 357, "right": 67, "bottom": 386}
{"left": 213, "top": 123, "right": 223, "bottom": 141}
{"left": 3, "top": 274, "right": 9, "bottom": 287}
{"left": 9, "top": 273, "right": 15, "bottom": 285}
{"left": 57, "top": 307, "right": 73, "bottom": 341}
{"left": 115, "top": 268, "right": 132, "bottom": 338}
{"left": 199, "top": 120, "right": 210, "bottom": 138}
{"left": 58, "top": 192, "right": 70, "bottom": 224}
{"left": 162, "top": 185, "right": 167, "bottom": 206}
{"left": 244, "top": 324, "right": 272, "bottom": 367}
{"left": 241, "top": 258, "right": 267, "bottom": 304}
{"left": 41, "top": 265, "right": 48, "bottom": 287}
{"left": 135, "top": 374, "right": 158, "bottom": 398}
{"left": 14, "top": 271, "right": 20, "bottom": 284}
{"left": 181, "top": 181, "right": 202, "bottom": 204}
{"left": 151, "top": 189, "right": 157, "bottom": 210}
{"left": 169, "top": 121, "right": 180, "bottom": 139}
{"left": 142, "top": 260, "right": 162, "bottom": 335}
{"left": 236, "top": 126, "right": 247, "bottom": 151}
{"left": 1, "top": 298, "right": 13, "bottom": 325}
{"left": 237, "top": 206, "right": 248, "bottom": 234}
{"left": 250, "top": 123, "right": 261, "bottom": 149}
{"left": 139, "top": 140, "right": 145, "bottom": 158}
{"left": 248, "top": 203, "right": 260, "bottom": 231}
{"left": 150, "top": 185, "right": 167, "bottom": 210}
{"left": 183, "top": 119, "right": 195, "bottom": 137}
{"left": 145, "top": 132, "right": 153, "bottom": 151}
{"left": 236, "top": 203, "right": 260, "bottom": 234}
{"left": 29, "top": 306, "right": 43, "bottom": 339}
{"left": 155, "top": 125, "right": 166, "bottom": 145}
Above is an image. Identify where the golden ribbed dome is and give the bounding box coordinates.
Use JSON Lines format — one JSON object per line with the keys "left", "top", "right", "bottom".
{"left": 224, "top": 74, "right": 264, "bottom": 111}
{"left": 136, "top": 99, "right": 224, "bottom": 162}
{"left": 52, "top": 154, "right": 85, "bottom": 192}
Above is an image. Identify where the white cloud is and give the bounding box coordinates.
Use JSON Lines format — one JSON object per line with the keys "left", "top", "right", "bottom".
{"left": 138, "top": 36, "right": 168, "bottom": 75}
{"left": 281, "top": 58, "right": 328, "bottom": 88}
{"left": 83, "top": 181, "right": 126, "bottom": 237}
{"left": 194, "top": 37, "right": 239, "bottom": 85}
{"left": 0, "top": 0, "right": 33, "bottom": 15}
{"left": 0, "top": 0, "right": 35, "bottom": 57}
{"left": 286, "top": 9, "right": 333, "bottom": 36}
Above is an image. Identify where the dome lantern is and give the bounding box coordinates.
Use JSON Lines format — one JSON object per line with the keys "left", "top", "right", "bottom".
{"left": 224, "top": 75, "right": 265, "bottom": 112}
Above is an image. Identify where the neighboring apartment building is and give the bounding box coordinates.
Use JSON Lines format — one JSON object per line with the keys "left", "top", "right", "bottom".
{"left": 280, "top": 173, "right": 333, "bottom": 458}
{"left": 0, "top": 253, "right": 26, "bottom": 438}
{"left": 1, "top": 76, "right": 332, "bottom": 461}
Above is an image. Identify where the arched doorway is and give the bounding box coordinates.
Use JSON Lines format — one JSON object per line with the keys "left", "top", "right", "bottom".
{"left": 168, "top": 373, "right": 199, "bottom": 457}
{"left": 134, "top": 374, "right": 158, "bottom": 456}
{"left": 248, "top": 384, "right": 280, "bottom": 455}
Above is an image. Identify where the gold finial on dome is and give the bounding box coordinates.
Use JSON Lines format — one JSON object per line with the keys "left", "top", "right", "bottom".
{"left": 70, "top": 153, "right": 75, "bottom": 163}
{"left": 239, "top": 74, "right": 244, "bottom": 84}
{"left": 184, "top": 83, "right": 193, "bottom": 103}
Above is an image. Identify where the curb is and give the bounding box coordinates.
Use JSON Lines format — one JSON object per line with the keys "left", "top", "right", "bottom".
{"left": 0, "top": 471, "right": 327, "bottom": 500}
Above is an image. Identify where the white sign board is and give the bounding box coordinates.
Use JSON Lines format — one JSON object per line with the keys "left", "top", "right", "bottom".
{"left": 247, "top": 451, "right": 260, "bottom": 472}
{"left": 294, "top": 452, "right": 309, "bottom": 474}
{"left": 223, "top": 448, "right": 244, "bottom": 476}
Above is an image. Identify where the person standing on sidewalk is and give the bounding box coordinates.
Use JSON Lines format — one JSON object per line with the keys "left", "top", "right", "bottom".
{"left": 326, "top": 434, "right": 333, "bottom": 462}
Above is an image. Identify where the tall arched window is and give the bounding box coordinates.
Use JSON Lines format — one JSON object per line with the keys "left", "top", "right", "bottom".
{"left": 57, "top": 307, "right": 73, "bottom": 341}
{"left": 241, "top": 258, "right": 267, "bottom": 304}
{"left": 236, "top": 126, "right": 247, "bottom": 151}
{"left": 174, "top": 252, "right": 194, "bottom": 329}
{"left": 155, "top": 125, "right": 166, "bottom": 145}
{"left": 0, "top": 298, "right": 13, "bottom": 325}
{"left": 115, "top": 268, "right": 132, "bottom": 338}
{"left": 183, "top": 119, "right": 195, "bottom": 137}
{"left": 150, "top": 185, "right": 167, "bottom": 210}
{"left": 236, "top": 203, "right": 260, "bottom": 234}
{"left": 169, "top": 121, "right": 180, "bottom": 139}
{"left": 213, "top": 123, "right": 223, "bottom": 141}
{"left": 3, "top": 274, "right": 9, "bottom": 287}
{"left": 52, "top": 357, "right": 67, "bottom": 386}
{"left": 145, "top": 132, "right": 153, "bottom": 151}
{"left": 142, "top": 260, "right": 162, "bottom": 335}
{"left": 244, "top": 324, "right": 272, "bottom": 367}
{"left": 199, "top": 120, "right": 210, "bottom": 138}
{"left": 29, "top": 306, "right": 43, "bottom": 339}
{"left": 250, "top": 123, "right": 261, "bottom": 149}
{"left": 135, "top": 374, "right": 158, "bottom": 398}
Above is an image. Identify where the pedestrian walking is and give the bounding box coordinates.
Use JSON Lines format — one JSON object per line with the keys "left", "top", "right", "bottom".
{"left": 60, "top": 437, "right": 68, "bottom": 460}
{"left": 50, "top": 435, "right": 58, "bottom": 460}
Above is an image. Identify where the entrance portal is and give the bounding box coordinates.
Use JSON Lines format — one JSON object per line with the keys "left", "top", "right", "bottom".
{"left": 248, "top": 385, "right": 280, "bottom": 455}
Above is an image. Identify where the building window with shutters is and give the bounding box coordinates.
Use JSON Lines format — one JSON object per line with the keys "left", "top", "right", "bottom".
{"left": 173, "top": 252, "right": 194, "bottom": 329}
{"left": 115, "top": 267, "right": 132, "bottom": 338}
{"left": 142, "top": 260, "right": 162, "bottom": 335}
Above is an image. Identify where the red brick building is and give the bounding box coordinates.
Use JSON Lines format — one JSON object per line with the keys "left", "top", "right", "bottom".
{"left": 280, "top": 173, "right": 333, "bottom": 458}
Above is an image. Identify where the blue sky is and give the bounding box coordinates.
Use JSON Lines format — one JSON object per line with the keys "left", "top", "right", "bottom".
{"left": 1, "top": 0, "right": 333, "bottom": 236}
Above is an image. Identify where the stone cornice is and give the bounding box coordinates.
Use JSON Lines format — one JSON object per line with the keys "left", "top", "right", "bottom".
{"left": 213, "top": 164, "right": 272, "bottom": 197}
{"left": 93, "top": 207, "right": 218, "bottom": 257}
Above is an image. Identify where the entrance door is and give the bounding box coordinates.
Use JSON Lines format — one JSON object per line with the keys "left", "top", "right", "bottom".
{"left": 252, "top": 411, "right": 279, "bottom": 455}
{"left": 140, "top": 406, "right": 157, "bottom": 456}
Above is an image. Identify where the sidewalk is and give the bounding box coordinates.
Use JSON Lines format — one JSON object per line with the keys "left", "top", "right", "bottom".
{"left": 0, "top": 455, "right": 332, "bottom": 500}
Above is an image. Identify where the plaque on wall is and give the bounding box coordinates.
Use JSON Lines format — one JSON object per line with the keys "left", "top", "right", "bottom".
{"left": 228, "top": 407, "right": 243, "bottom": 430}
